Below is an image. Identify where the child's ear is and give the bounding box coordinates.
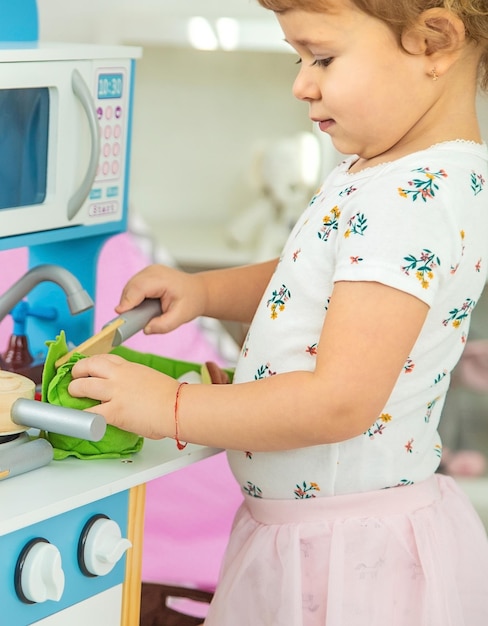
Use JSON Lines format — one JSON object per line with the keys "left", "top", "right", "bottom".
{"left": 401, "top": 7, "right": 466, "bottom": 60}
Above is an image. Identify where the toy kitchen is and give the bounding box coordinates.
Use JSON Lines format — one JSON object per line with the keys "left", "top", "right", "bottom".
{"left": 0, "top": 2, "right": 219, "bottom": 624}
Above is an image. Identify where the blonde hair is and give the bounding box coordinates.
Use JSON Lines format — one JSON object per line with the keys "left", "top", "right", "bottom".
{"left": 256, "top": 0, "right": 488, "bottom": 89}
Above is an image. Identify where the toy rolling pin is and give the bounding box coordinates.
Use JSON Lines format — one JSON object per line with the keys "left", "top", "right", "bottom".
{"left": 11, "top": 398, "right": 106, "bottom": 441}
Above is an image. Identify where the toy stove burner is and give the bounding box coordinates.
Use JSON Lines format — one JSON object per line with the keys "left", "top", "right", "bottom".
{"left": 0, "top": 431, "right": 31, "bottom": 449}
{"left": 0, "top": 399, "right": 106, "bottom": 481}
{"left": 1, "top": 432, "right": 23, "bottom": 445}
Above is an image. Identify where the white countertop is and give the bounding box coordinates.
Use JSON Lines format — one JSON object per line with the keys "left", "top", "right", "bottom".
{"left": 2, "top": 440, "right": 486, "bottom": 536}
{"left": 0, "top": 439, "right": 221, "bottom": 535}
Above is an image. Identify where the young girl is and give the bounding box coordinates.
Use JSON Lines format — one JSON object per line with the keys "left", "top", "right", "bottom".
{"left": 70, "top": 0, "right": 488, "bottom": 623}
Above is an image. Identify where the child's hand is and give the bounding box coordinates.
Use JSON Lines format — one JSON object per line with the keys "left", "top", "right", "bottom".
{"left": 114, "top": 264, "right": 207, "bottom": 335}
{"left": 68, "top": 353, "right": 179, "bottom": 439}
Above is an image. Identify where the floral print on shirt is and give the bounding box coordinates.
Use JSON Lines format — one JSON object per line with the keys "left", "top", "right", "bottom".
{"left": 318, "top": 206, "right": 341, "bottom": 241}
{"left": 365, "top": 413, "right": 393, "bottom": 439}
{"left": 471, "top": 170, "right": 485, "bottom": 195}
{"left": 294, "top": 481, "right": 321, "bottom": 499}
{"left": 267, "top": 284, "right": 291, "bottom": 319}
{"left": 442, "top": 298, "right": 476, "bottom": 328}
{"left": 401, "top": 249, "right": 440, "bottom": 289}
{"left": 398, "top": 167, "right": 448, "bottom": 201}
{"left": 344, "top": 212, "right": 368, "bottom": 238}
{"left": 227, "top": 145, "right": 488, "bottom": 500}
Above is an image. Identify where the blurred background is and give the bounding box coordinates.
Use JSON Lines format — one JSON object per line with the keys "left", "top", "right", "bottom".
{"left": 38, "top": 0, "right": 488, "bottom": 270}
{"left": 34, "top": 3, "right": 488, "bottom": 623}
{"left": 38, "top": 0, "right": 343, "bottom": 272}
{"left": 39, "top": 0, "right": 488, "bottom": 474}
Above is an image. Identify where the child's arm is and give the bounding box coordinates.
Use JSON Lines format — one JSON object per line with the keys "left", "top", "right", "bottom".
{"left": 114, "top": 259, "right": 278, "bottom": 333}
{"left": 69, "top": 279, "right": 429, "bottom": 450}
{"left": 199, "top": 260, "right": 279, "bottom": 322}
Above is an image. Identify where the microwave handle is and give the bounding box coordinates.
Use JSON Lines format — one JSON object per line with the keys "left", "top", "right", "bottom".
{"left": 67, "top": 69, "right": 101, "bottom": 221}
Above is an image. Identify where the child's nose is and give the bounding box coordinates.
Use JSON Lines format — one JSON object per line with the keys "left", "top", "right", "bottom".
{"left": 292, "top": 67, "right": 321, "bottom": 102}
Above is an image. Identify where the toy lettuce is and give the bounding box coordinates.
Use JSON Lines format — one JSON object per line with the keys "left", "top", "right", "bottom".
{"left": 41, "top": 331, "right": 231, "bottom": 460}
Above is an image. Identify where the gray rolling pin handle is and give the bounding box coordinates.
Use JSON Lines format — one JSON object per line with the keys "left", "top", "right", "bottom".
{"left": 11, "top": 398, "right": 106, "bottom": 442}
{"left": 110, "top": 298, "right": 163, "bottom": 347}
{"left": 1, "top": 438, "right": 54, "bottom": 479}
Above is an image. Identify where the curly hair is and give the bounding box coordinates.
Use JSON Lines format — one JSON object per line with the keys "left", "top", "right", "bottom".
{"left": 256, "top": 0, "right": 488, "bottom": 89}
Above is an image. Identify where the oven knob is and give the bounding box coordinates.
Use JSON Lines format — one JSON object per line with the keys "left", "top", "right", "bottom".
{"left": 14, "top": 538, "right": 65, "bottom": 604}
{"left": 78, "top": 514, "right": 132, "bottom": 577}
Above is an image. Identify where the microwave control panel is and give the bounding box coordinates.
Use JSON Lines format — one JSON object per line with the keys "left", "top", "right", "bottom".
{"left": 88, "top": 67, "right": 129, "bottom": 221}
{"left": 0, "top": 48, "right": 140, "bottom": 250}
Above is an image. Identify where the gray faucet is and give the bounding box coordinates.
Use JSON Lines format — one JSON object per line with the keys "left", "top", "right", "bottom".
{"left": 0, "top": 264, "right": 94, "bottom": 323}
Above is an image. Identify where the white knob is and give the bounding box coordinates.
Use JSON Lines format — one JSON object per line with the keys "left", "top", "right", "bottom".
{"left": 19, "top": 540, "right": 65, "bottom": 603}
{"left": 82, "top": 517, "right": 132, "bottom": 576}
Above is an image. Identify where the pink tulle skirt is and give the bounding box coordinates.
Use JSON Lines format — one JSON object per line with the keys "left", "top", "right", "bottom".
{"left": 204, "top": 474, "right": 488, "bottom": 625}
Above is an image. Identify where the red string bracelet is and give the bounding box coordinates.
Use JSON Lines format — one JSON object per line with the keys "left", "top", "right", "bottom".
{"left": 174, "top": 382, "right": 188, "bottom": 450}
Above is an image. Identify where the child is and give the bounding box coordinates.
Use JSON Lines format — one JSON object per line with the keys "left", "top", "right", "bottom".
{"left": 70, "top": 0, "right": 488, "bottom": 623}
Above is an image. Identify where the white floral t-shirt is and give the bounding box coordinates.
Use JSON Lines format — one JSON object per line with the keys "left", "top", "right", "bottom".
{"left": 228, "top": 141, "right": 488, "bottom": 499}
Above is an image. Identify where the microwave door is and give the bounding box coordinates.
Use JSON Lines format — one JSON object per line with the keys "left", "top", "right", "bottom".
{"left": 67, "top": 69, "right": 100, "bottom": 221}
{"left": 0, "top": 54, "right": 135, "bottom": 240}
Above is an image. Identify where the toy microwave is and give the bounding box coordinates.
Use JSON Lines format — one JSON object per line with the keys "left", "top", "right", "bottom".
{"left": 0, "top": 43, "right": 141, "bottom": 248}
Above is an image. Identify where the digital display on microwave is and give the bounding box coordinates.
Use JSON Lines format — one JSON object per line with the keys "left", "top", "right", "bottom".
{"left": 98, "top": 73, "right": 124, "bottom": 100}
{"left": 0, "top": 87, "right": 49, "bottom": 210}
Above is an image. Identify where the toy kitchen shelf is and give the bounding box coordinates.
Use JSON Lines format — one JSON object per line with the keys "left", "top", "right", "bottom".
{"left": 0, "top": 439, "right": 221, "bottom": 626}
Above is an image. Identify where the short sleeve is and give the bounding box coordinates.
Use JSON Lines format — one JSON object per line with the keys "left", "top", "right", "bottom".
{"left": 332, "top": 163, "right": 463, "bottom": 306}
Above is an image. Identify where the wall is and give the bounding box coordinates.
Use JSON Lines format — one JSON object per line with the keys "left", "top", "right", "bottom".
{"left": 38, "top": 1, "right": 311, "bottom": 238}
{"left": 37, "top": 1, "right": 488, "bottom": 265}
{"left": 129, "top": 46, "right": 311, "bottom": 229}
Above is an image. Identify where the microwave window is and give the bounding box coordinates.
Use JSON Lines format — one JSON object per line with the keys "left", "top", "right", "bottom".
{"left": 0, "top": 87, "right": 49, "bottom": 210}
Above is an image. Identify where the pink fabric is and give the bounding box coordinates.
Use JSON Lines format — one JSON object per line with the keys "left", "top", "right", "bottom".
{"left": 205, "top": 475, "right": 488, "bottom": 626}
{"left": 0, "top": 247, "right": 28, "bottom": 346}
{"left": 143, "top": 453, "right": 243, "bottom": 589}
{"left": 442, "top": 448, "right": 487, "bottom": 477}
{"left": 0, "top": 236, "right": 241, "bottom": 590}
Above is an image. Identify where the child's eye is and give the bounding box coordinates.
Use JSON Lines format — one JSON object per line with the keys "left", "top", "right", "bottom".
{"left": 312, "top": 58, "right": 333, "bottom": 68}
{"left": 295, "top": 57, "right": 302, "bottom": 65}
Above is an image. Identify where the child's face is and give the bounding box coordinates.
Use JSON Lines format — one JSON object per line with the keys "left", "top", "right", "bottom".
{"left": 277, "top": 3, "right": 436, "bottom": 161}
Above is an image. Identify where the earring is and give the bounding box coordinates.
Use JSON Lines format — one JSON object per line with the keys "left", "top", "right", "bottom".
{"left": 430, "top": 68, "right": 439, "bottom": 81}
